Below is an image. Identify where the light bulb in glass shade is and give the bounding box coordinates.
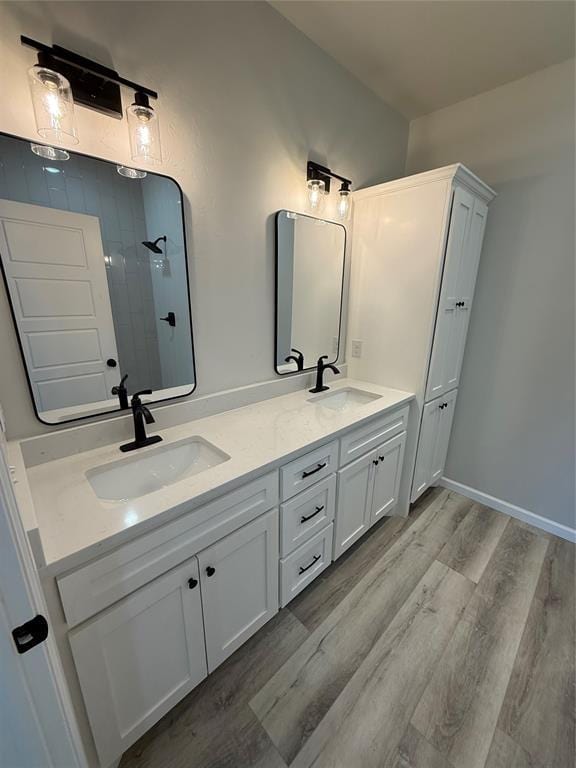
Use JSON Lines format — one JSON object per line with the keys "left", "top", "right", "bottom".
{"left": 28, "top": 64, "right": 78, "bottom": 145}
{"left": 127, "top": 92, "right": 162, "bottom": 164}
{"left": 337, "top": 187, "right": 352, "bottom": 221}
{"left": 307, "top": 178, "right": 325, "bottom": 212}
{"left": 30, "top": 143, "right": 69, "bottom": 161}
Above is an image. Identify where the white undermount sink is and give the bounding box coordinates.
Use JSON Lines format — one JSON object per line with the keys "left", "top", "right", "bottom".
{"left": 86, "top": 437, "right": 230, "bottom": 502}
{"left": 307, "top": 387, "right": 382, "bottom": 412}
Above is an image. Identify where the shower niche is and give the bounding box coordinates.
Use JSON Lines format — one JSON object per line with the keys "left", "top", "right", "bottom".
{"left": 0, "top": 132, "right": 195, "bottom": 424}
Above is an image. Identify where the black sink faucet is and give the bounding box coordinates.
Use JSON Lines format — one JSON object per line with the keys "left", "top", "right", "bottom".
{"left": 285, "top": 347, "right": 304, "bottom": 371}
{"left": 120, "top": 390, "right": 163, "bottom": 453}
{"left": 111, "top": 374, "right": 129, "bottom": 409}
{"left": 309, "top": 355, "right": 340, "bottom": 393}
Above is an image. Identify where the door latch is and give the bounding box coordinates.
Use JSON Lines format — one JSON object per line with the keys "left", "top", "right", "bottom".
{"left": 12, "top": 614, "right": 49, "bottom": 654}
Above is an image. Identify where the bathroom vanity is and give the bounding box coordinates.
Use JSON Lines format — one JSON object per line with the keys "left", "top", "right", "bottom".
{"left": 9, "top": 379, "right": 412, "bottom": 767}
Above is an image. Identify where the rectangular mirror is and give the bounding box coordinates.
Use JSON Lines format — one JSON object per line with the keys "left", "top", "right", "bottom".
{"left": 275, "top": 210, "right": 345, "bottom": 375}
{"left": 0, "top": 133, "right": 195, "bottom": 424}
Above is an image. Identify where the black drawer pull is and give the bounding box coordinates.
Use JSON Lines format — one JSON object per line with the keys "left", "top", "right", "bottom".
{"left": 379, "top": 456, "right": 385, "bottom": 462}
{"left": 188, "top": 577, "right": 198, "bottom": 589}
{"left": 302, "top": 462, "right": 326, "bottom": 479}
{"left": 206, "top": 566, "right": 216, "bottom": 577}
{"left": 300, "top": 505, "right": 324, "bottom": 524}
{"left": 299, "top": 554, "right": 321, "bottom": 574}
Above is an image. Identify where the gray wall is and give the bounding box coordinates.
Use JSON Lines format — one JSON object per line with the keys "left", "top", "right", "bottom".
{"left": 0, "top": 0, "right": 408, "bottom": 438}
{"left": 407, "top": 60, "right": 575, "bottom": 529}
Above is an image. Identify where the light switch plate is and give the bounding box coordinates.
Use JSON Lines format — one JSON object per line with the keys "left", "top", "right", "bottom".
{"left": 351, "top": 340, "right": 363, "bottom": 358}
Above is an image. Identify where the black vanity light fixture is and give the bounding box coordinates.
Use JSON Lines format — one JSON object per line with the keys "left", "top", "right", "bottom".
{"left": 21, "top": 36, "right": 162, "bottom": 168}
{"left": 306, "top": 161, "right": 353, "bottom": 221}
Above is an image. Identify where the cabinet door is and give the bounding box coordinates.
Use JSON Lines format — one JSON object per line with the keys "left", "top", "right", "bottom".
{"left": 370, "top": 432, "right": 407, "bottom": 524}
{"left": 430, "top": 389, "right": 458, "bottom": 485}
{"left": 69, "top": 557, "right": 207, "bottom": 767}
{"left": 199, "top": 509, "right": 278, "bottom": 672}
{"left": 334, "top": 449, "right": 377, "bottom": 560}
{"left": 426, "top": 187, "right": 474, "bottom": 401}
{"left": 411, "top": 399, "right": 443, "bottom": 502}
{"left": 448, "top": 198, "right": 489, "bottom": 387}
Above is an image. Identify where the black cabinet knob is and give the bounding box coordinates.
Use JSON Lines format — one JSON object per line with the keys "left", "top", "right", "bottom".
{"left": 106, "top": 358, "right": 117, "bottom": 368}
{"left": 206, "top": 566, "right": 216, "bottom": 577}
{"left": 379, "top": 455, "right": 384, "bottom": 462}
{"left": 187, "top": 577, "right": 198, "bottom": 589}
{"left": 373, "top": 459, "right": 379, "bottom": 466}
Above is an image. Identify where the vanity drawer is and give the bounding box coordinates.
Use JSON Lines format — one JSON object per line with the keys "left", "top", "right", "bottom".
{"left": 280, "top": 475, "right": 336, "bottom": 557}
{"left": 279, "top": 523, "right": 333, "bottom": 608}
{"left": 57, "top": 471, "right": 279, "bottom": 628}
{"left": 339, "top": 405, "right": 409, "bottom": 466}
{"left": 280, "top": 440, "right": 338, "bottom": 501}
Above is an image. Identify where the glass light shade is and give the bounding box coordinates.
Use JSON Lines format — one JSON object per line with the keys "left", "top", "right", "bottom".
{"left": 307, "top": 178, "right": 325, "bottom": 212}
{"left": 337, "top": 189, "right": 352, "bottom": 222}
{"left": 117, "top": 165, "right": 147, "bottom": 179}
{"left": 30, "top": 143, "right": 70, "bottom": 161}
{"left": 126, "top": 103, "right": 162, "bottom": 164}
{"left": 28, "top": 66, "right": 78, "bottom": 145}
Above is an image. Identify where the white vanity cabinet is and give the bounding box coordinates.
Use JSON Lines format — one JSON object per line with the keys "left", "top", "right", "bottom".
{"left": 334, "top": 430, "right": 407, "bottom": 559}
{"left": 198, "top": 508, "right": 278, "bottom": 671}
{"left": 69, "top": 556, "right": 208, "bottom": 768}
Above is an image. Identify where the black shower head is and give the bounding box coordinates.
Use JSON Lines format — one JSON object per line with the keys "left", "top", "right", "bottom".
{"left": 141, "top": 235, "right": 167, "bottom": 254}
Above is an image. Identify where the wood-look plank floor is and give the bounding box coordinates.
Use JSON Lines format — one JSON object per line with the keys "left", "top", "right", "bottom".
{"left": 120, "top": 489, "right": 575, "bottom": 768}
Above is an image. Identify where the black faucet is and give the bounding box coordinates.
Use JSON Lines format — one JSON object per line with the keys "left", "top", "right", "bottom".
{"left": 309, "top": 355, "right": 340, "bottom": 393}
{"left": 119, "top": 390, "right": 163, "bottom": 452}
{"left": 285, "top": 347, "right": 304, "bottom": 371}
{"left": 111, "top": 374, "right": 129, "bottom": 409}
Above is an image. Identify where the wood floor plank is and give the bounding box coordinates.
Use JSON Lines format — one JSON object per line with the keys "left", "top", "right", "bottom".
{"left": 289, "top": 561, "right": 475, "bottom": 768}
{"left": 437, "top": 502, "right": 508, "bottom": 582}
{"left": 250, "top": 490, "right": 472, "bottom": 763}
{"left": 484, "top": 728, "right": 545, "bottom": 768}
{"left": 120, "top": 609, "right": 305, "bottom": 767}
{"left": 392, "top": 724, "right": 453, "bottom": 768}
{"left": 497, "top": 536, "right": 575, "bottom": 767}
{"left": 411, "top": 520, "right": 549, "bottom": 768}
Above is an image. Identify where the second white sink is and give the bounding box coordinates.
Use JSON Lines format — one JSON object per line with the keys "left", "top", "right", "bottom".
{"left": 308, "top": 387, "right": 382, "bottom": 412}
{"left": 87, "top": 437, "right": 230, "bottom": 502}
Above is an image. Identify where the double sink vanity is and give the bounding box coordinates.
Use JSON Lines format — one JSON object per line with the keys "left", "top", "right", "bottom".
{"left": 10, "top": 379, "right": 413, "bottom": 767}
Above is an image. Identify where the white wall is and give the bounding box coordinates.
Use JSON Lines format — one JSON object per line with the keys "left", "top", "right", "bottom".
{"left": 0, "top": 0, "right": 408, "bottom": 438}
{"left": 407, "top": 60, "right": 575, "bottom": 529}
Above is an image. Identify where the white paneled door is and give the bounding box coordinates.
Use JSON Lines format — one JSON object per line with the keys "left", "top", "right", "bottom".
{"left": 425, "top": 187, "right": 474, "bottom": 401}
{"left": 411, "top": 389, "right": 458, "bottom": 502}
{"left": 69, "top": 556, "right": 208, "bottom": 767}
{"left": 0, "top": 199, "right": 119, "bottom": 415}
{"left": 198, "top": 509, "right": 279, "bottom": 672}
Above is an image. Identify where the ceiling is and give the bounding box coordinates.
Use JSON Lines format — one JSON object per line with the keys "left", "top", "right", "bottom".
{"left": 272, "top": 1, "right": 575, "bottom": 119}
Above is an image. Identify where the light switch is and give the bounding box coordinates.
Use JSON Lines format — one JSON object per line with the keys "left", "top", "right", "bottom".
{"left": 351, "top": 340, "right": 363, "bottom": 358}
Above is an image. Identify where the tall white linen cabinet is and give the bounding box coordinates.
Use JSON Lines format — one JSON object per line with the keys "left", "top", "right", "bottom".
{"left": 347, "top": 164, "right": 496, "bottom": 514}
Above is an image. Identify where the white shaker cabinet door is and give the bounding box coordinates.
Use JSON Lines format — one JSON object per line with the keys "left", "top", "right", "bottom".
{"left": 430, "top": 389, "right": 458, "bottom": 486}
{"left": 370, "top": 432, "right": 407, "bottom": 524}
{"left": 334, "top": 449, "right": 377, "bottom": 560}
{"left": 69, "top": 556, "right": 207, "bottom": 768}
{"left": 199, "top": 509, "right": 279, "bottom": 672}
{"left": 426, "top": 187, "right": 474, "bottom": 401}
{"left": 411, "top": 390, "right": 458, "bottom": 502}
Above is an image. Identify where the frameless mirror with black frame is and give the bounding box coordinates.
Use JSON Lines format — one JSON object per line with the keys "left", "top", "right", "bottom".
{"left": 275, "top": 210, "right": 345, "bottom": 376}
{"left": 0, "top": 132, "right": 195, "bottom": 425}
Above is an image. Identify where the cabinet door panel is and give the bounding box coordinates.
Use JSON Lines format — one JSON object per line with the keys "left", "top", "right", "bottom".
{"left": 69, "top": 557, "right": 207, "bottom": 767}
{"left": 430, "top": 389, "right": 458, "bottom": 484}
{"left": 370, "top": 432, "right": 407, "bottom": 523}
{"left": 448, "top": 198, "right": 489, "bottom": 388}
{"left": 334, "top": 449, "right": 376, "bottom": 560}
{"left": 199, "top": 509, "right": 278, "bottom": 672}
{"left": 426, "top": 187, "right": 474, "bottom": 401}
{"left": 411, "top": 400, "right": 442, "bottom": 502}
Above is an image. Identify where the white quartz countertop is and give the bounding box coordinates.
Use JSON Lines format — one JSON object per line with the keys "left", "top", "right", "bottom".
{"left": 20, "top": 380, "right": 413, "bottom": 574}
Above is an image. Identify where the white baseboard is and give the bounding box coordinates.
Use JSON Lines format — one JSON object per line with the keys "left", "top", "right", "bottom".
{"left": 440, "top": 477, "right": 576, "bottom": 543}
